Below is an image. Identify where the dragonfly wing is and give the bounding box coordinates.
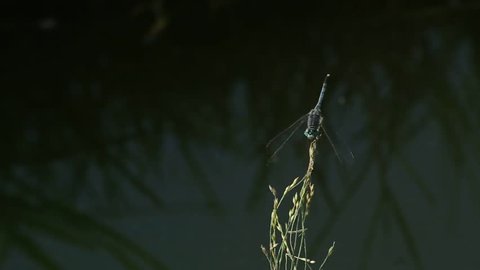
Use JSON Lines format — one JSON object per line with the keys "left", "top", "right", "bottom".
{"left": 320, "top": 124, "right": 355, "bottom": 165}
{"left": 266, "top": 114, "right": 308, "bottom": 162}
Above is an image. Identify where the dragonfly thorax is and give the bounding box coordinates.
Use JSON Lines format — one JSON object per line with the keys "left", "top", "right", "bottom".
{"left": 304, "top": 109, "right": 323, "bottom": 140}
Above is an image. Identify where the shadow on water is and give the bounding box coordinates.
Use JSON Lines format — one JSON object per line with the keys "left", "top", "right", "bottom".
{"left": 2, "top": 1, "right": 480, "bottom": 269}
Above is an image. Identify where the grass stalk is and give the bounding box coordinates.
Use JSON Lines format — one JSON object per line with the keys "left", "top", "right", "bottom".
{"left": 262, "top": 139, "right": 335, "bottom": 270}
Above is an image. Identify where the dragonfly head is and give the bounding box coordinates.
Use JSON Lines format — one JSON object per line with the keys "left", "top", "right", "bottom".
{"left": 304, "top": 128, "right": 320, "bottom": 140}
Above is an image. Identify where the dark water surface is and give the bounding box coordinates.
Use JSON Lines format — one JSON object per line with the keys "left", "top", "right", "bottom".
{"left": 2, "top": 2, "right": 480, "bottom": 269}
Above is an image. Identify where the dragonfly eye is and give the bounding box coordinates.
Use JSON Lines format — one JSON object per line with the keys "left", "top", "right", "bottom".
{"left": 304, "top": 129, "right": 318, "bottom": 140}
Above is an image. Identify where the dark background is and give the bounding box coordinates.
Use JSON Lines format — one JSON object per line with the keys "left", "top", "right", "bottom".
{"left": 2, "top": 0, "right": 480, "bottom": 269}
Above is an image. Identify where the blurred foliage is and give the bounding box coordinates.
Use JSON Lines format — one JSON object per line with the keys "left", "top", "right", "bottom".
{"left": 2, "top": 0, "right": 480, "bottom": 269}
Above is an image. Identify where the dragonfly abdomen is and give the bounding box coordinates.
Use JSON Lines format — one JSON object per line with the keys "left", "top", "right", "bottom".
{"left": 304, "top": 109, "right": 323, "bottom": 140}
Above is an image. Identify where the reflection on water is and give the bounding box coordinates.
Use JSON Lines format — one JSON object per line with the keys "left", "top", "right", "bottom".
{"left": 2, "top": 3, "right": 480, "bottom": 270}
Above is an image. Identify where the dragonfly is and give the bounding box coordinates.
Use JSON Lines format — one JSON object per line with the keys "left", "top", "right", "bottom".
{"left": 266, "top": 74, "right": 353, "bottom": 163}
